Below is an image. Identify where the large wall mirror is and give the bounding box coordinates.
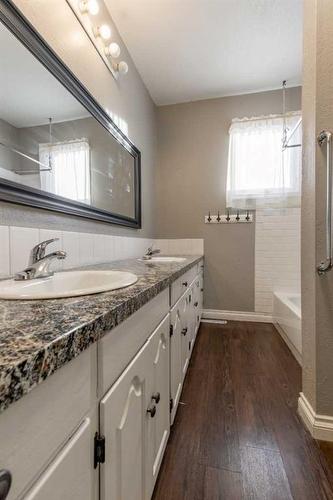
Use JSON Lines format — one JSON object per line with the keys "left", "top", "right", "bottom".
{"left": 0, "top": 2, "right": 141, "bottom": 228}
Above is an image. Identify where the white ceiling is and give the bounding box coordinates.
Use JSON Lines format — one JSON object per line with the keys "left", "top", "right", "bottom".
{"left": 105, "top": 0, "right": 303, "bottom": 105}
{"left": 0, "top": 22, "right": 89, "bottom": 128}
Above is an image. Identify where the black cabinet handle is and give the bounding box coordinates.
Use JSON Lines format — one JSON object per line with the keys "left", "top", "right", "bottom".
{"left": 182, "top": 281, "right": 188, "bottom": 287}
{"left": 194, "top": 301, "right": 198, "bottom": 307}
{"left": 147, "top": 405, "right": 156, "bottom": 418}
{"left": 0, "top": 470, "right": 11, "bottom": 500}
{"left": 181, "top": 327, "right": 188, "bottom": 336}
{"left": 152, "top": 392, "right": 160, "bottom": 404}
{"left": 200, "top": 288, "right": 203, "bottom": 292}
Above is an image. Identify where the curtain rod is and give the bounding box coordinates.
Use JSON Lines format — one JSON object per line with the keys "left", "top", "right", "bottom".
{"left": 231, "top": 110, "right": 301, "bottom": 124}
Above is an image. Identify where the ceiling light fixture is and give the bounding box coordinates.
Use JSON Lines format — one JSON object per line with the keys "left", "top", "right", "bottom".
{"left": 79, "top": 0, "right": 99, "bottom": 16}
{"left": 65, "top": 0, "right": 128, "bottom": 79}
{"left": 94, "top": 24, "right": 112, "bottom": 40}
{"left": 105, "top": 42, "right": 121, "bottom": 58}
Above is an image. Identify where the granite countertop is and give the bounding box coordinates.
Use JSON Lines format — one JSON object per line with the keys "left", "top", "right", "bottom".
{"left": 0, "top": 255, "right": 203, "bottom": 413}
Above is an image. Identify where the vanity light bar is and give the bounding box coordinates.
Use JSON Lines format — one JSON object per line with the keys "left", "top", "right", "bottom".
{"left": 204, "top": 212, "right": 253, "bottom": 223}
{"left": 66, "top": 0, "right": 128, "bottom": 78}
{"left": 79, "top": 0, "right": 99, "bottom": 15}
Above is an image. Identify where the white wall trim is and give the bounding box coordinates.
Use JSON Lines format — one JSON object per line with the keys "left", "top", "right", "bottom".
{"left": 298, "top": 392, "right": 333, "bottom": 442}
{"left": 202, "top": 309, "right": 273, "bottom": 323}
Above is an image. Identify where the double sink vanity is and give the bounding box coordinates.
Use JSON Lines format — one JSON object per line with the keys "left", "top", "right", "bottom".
{"left": 0, "top": 4, "right": 204, "bottom": 499}
{"left": 0, "top": 254, "right": 204, "bottom": 500}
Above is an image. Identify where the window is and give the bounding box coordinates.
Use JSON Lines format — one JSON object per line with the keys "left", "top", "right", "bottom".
{"left": 226, "top": 112, "right": 301, "bottom": 209}
{"left": 39, "top": 139, "right": 90, "bottom": 204}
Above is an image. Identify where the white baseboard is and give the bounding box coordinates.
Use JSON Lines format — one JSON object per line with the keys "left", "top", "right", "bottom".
{"left": 298, "top": 392, "right": 333, "bottom": 442}
{"left": 202, "top": 309, "right": 273, "bottom": 323}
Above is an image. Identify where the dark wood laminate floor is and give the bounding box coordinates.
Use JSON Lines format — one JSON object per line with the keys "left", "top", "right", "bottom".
{"left": 152, "top": 321, "right": 333, "bottom": 500}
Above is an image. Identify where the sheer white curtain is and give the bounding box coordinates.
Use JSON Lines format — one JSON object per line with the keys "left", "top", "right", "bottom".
{"left": 226, "top": 112, "right": 302, "bottom": 209}
{"left": 39, "top": 139, "right": 90, "bottom": 204}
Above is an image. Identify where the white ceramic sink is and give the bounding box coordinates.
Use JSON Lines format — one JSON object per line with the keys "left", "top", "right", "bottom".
{"left": 142, "top": 256, "right": 187, "bottom": 263}
{"left": 0, "top": 270, "right": 138, "bottom": 300}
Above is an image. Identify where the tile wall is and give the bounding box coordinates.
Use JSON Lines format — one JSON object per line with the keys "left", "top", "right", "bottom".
{"left": 0, "top": 226, "right": 204, "bottom": 278}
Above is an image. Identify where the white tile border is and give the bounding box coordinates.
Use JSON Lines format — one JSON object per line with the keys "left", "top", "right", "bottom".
{"left": 0, "top": 226, "right": 203, "bottom": 278}
{"left": 0, "top": 226, "right": 10, "bottom": 278}
{"left": 298, "top": 392, "right": 333, "bottom": 442}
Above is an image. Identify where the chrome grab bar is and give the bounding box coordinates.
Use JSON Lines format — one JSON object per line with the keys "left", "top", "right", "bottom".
{"left": 317, "top": 130, "right": 333, "bottom": 275}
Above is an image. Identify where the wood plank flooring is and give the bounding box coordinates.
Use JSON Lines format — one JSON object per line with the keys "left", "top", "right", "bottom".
{"left": 152, "top": 321, "right": 333, "bottom": 500}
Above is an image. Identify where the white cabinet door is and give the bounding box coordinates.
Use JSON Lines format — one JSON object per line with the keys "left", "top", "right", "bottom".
{"left": 199, "top": 271, "right": 204, "bottom": 318}
{"left": 192, "top": 276, "right": 201, "bottom": 338}
{"left": 170, "top": 300, "right": 183, "bottom": 424}
{"left": 100, "top": 338, "right": 152, "bottom": 500}
{"left": 23, "top": 417, "right": 95, "bottom": 500}
{"left": 146, "top": 315, "right": 170, "bottom": 497}
{"left": 188, "top": 285, "right": 197, "bottom": 351}
{"left": 180, "top": 292, "right": 191, "bottom": 380}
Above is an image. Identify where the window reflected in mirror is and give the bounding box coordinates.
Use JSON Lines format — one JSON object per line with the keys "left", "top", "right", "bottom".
{"left": 0, "top": 14, "right": 137, "bottom": 222}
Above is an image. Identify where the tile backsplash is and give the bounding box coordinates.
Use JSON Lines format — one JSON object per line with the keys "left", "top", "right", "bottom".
{"left": 0, "top": 226, "right": 204, "bottom": 278}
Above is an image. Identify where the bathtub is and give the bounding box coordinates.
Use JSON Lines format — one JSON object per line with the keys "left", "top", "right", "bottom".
{"left": 273, "top": 292, "right": 302, "bottom": 365}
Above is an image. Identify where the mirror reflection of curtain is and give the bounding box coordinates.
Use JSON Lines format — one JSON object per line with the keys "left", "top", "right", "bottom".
{"left": 39, "top": 139, "right": 90, "bottom": 204}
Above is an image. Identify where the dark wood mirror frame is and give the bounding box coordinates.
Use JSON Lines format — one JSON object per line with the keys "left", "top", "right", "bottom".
{"left": 0, "top": 1, "right": 141, "bottom": 229}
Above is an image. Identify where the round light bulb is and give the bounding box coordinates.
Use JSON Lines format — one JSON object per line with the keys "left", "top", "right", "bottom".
{"left": 108, "top": 42, "right": 121, "bottom": 58}
{"left": 117, "top": 61, "right": 128, "bottom": 75}
{"left": 80, "top": 0, "right": 99, "bottom": 15}
{"left": 98, "top": 24, "right": 111, "bottom": 40}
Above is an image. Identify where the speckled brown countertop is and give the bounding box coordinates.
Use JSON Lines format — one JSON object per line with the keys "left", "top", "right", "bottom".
{"left": 0, "top": 255, "right": 203, "bottom": 413}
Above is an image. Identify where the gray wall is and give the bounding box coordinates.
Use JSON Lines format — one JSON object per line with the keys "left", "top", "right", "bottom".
{"left": 1, "top": 0, "right": 157, "bottom": 238}
{"left": 155, "top": 87, "right": 302, "bottom": 311}
{"left": 301, "top": 0, "right": 333, "bottom": 415}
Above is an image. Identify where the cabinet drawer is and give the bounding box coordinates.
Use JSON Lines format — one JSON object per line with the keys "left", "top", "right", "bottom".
{"left": 98, "top": 288, "right": 169, "bottom": 396}
{"left": 170, "top": 266, "right": 197, "bottom": 306}
{"left": 0, "top": 346, "right": 97, "bottom": 500}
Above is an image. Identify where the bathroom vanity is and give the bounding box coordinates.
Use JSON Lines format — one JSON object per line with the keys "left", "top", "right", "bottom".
{"left": 0, "top": 256, "right": 203, "bottom": 500}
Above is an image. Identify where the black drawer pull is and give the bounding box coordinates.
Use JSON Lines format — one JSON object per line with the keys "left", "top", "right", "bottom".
{"left": 181, "top": 327, "right": 188, "bottom": 336}
{"left": 194, "top": 301, "right": 198, "bottom": 307}
{"left": 182, "top": 281, "right": 188, "bottom": 287}
{"left": 147, "top": 405, "right": 156, "bottom": 418}
{"left": 152, "top": 392, "right": 160, "bottom": 404}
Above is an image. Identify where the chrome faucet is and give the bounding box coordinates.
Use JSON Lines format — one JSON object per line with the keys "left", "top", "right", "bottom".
{"left": 143, "top": 246, "right": 161, "bottom": 260}
{"left": 15, "top": 238, "right": 67, "bottom": 281}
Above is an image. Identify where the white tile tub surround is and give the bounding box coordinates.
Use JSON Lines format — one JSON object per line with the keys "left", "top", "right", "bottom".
{"left": 0, "top": 226, "right": 203, "bottom": 279}
{"left": 255, "top": 208, "right": 301, "bottom": 314}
